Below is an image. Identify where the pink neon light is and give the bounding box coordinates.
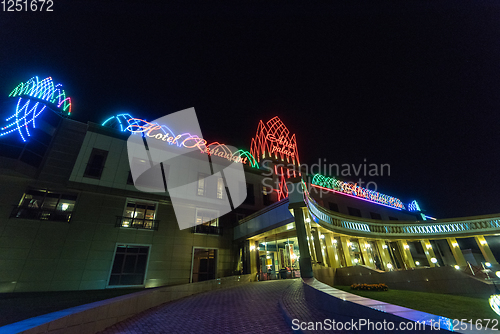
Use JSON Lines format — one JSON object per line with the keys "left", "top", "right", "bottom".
{"left": 310, "top": 184, "right": 402, "bottom": 211}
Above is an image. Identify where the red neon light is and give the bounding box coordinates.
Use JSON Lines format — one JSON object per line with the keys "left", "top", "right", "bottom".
{"left": 250, "top": 116, "right": 300, "bottom": 166}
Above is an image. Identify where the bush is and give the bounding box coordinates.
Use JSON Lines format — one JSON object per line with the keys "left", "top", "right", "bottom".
{"left": 350, "top": 283, "right": 388, "bottom": 291}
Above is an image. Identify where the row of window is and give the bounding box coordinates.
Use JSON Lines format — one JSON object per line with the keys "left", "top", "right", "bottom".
{"left": 328, "top": 201, "right": 399, "bottom": 221}
{"left": 110, "top": 245, "right": 218, "bottom": 286}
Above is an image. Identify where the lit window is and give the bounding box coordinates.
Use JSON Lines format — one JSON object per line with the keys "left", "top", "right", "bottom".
{"left": 217, "top": 177, "right": 225, "bottom": 199}
{"left": 197, "top": 173, "right": 208, "bottom": 196}
{"left": 194, "top": 208, "right": 220, "bottom": 235}
{"left": 117, "top": 200, "right": 158, "bottom": 230}
{"left": 11, "top": 189, "right": 77, "bottom": 222}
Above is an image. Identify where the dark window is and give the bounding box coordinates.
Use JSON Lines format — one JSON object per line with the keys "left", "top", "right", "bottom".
{"left": 328, "top": 202, "right": 339, "bottom": 212}
{"left": 127, "top": 171, "right": 134, "bottom": 185}
{"left": 370, "top": 212, "right": 382, "bottom": 220}
{"left": 413, "top": 241, "right": 424, "bottom": 254}
{"left": 192, "top": 248, "right": 217, "bottom": 283}
{"left": 84, "top": 148, "right": 108, "bottom": 179}
{"left": 243, "top": 183, "right": 255, "bottom": 205}
{"left": 389, "top": 216, "right": 399, "bottom": 220}
{"left": 11, "top": 189, "right": 77, "bottom": 222}
{"left": 109, "top": 245, "right": 150, "bottom": 286}
{"left": 263, "top": 187, "right": 272, "bottom": 206}
{"left": 347, "top": 207, "right": 362, "bottom": 217}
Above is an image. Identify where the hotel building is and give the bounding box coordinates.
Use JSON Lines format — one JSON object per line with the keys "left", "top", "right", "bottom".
{"left": 0, "top": 76, "right": 498, "bottom": 296}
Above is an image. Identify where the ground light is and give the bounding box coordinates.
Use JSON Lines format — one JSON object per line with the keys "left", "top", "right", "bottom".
{"left": 490, "top": 295, "right": 500, "bottom": 316}
{"left": 454, "top": 265, "right": 460, "bottom": 270}
{"left": 430, "top": 257, "right": 437, "bottom": 264}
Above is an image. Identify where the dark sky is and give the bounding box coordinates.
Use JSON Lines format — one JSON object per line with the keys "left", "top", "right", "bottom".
{"left": 1, "top": 0, "right": 500, "bottom": 218}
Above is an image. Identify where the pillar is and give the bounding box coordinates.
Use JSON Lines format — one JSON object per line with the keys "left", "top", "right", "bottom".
{"left": 376, "top": 240, "right": 392, "bottom": 271}
{"left": 475, "top": 236, "right": 498, "bottom": 264}
{"left": 420, "top": 240, "right": 436, "bottom": 267}
{"left": 304, "top": 217, "right": 317, "bottom": 263}
{"left": 340, "top": 236, "right": 353, "bottom": 267}
{"left": 359, "top": 239, "right": 375, "bottom": 269}
{"left": 398, "top": 240, "right": 415, "bottom": 268}
{"left": 447, "top": 237, "right": 466, "bottom": 267}
{"left": 324, "top": 233, "right": 340, "bottom": 268}
{"left": 311, "top": 228, "right": 325, "bottom": 265}
{"left": 291, "top": 206, "right": 313, "bottom": 278}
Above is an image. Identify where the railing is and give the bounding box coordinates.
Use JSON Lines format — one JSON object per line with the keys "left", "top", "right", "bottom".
{"left": 304, "top": 190, "right": 500, "bottom": 238}
{"left": 10, "top": 206, "right": 72, "bottom": 223}
{"left": 115, "top": 216, "right": 159, "bottom": 230}
{"left": 192, "top": 224, "right": 222, "bottom": 235}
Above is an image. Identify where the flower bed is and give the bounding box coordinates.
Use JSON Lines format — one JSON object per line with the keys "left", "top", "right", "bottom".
{"left": 350, "top": 283, "right": 388, "bottom": 291}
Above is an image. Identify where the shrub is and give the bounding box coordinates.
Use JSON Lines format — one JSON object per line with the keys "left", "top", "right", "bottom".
{"left": 350, "top": 283, "right": 388, "bottom": 291}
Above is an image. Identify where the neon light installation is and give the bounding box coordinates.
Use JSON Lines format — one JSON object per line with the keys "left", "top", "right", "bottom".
{"left": 311, "top": 174, "right": 405, "bottom": 210}
{"left": 407, "top": 200, "right": 421, "bottom": 212}
{"left": 102, "top": 115, "right": 259, "bottom": 168}
{"left": 250, "top": 116, "right": 300, "bottom": 166}
{"left": 1, "top": 76, "right": 72, "bottom": 142}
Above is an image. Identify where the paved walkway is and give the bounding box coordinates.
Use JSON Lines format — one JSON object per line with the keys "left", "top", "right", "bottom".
{"left": 99, "top": 280, "right": 301, "bottom": 334}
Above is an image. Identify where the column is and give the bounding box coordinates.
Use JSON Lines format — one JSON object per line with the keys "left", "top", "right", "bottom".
{"left": 398, "top": 240, "right": 415, "bottom": 268}
{"left": 447, "top": 237, "right": 466, "bottom": 267}
{"left": 475, "top": 236, "right": 498, "bottom": 264}
{"left": 375, "top": 240, "right": 392, "bottom": 271}
{"left": 291, "top": 206, "right": 313, "bottom": 278}
{"left": 249, "top": 240, "right": 259, "bottom": 276}
{"left": 304, "top": 217, "right": 317, "bottom": 263}
{"left": 420, "top": 240, "right": 436, "bottom": 267}
{"left": 324, "top": 233, "right": 340, "bottom": 268}
{"left": 340, "top": 236, "right": 353, "bottom": 267}
{"left": 359, "top": 239, "right": 375, "bottom": 269}
{"left": 311, "top": 228, "right": 325, "bottom": 265}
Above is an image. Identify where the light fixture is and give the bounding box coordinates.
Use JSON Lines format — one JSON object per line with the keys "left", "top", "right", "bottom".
{"left": 320, "top": 234, "right": 325, "bottom": 239}
{"left": 333, "top": 239, "right": 337, "bottom": 244}
{"left": 382, "top": 245, "right": 388, "bottom": 249}
{"left": 454, "top": 265, "right": 460, "bottom": 270}
{"left": 353, "top": 258, "right": 359, "bottom": 263}
{"left": 366, "top": 244, "right": 371, "bottom": 248}
{"left": 387, "top": 263, "right": 393, "bottom": 269}
{"left": 452, "top": 242, "right": 458, "bottom": 247}
{"left": 431, "top": 258, "right": 437, "bottom": 264}
{"left": 250, "top": 245, "right": 255, "bottom": 251}
{"left": 404, "top": 245, "right": 409, "bottom": 250}
{"left": 287, "top": 224, "right": 294, "bottom": 230}
{"left": 415, "top": 261, "right": 420, "bottom": 266}
{"left": 485, "top": 262, "right": 492, "bottom": 268}
{"left": 61, "top": 203, "right": 69, "bottom": 211}
{"left": 305, "top": 218, "right": 311, "bottom": 223}
{"left": 347, "top": 242, "right": 352, "bottom": 247}
{"left": 496, "top": 271, "right": 500, "bottom": 278}
{"left": 426, "top": 244, "right": 432, "bottom": 249}
{"left": 481, "top": 240, "right": 488, "bottom": 245}
{"left": 490, "top": 294, "right": 500, "bottom": 316}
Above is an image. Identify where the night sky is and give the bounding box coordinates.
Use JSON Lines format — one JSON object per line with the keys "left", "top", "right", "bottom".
{"left": 1, "top": 0, "right": 500, "bottom": 218}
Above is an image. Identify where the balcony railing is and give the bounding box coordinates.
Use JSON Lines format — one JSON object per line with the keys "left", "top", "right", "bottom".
{"left": 10, "top": 206, "right": 72, "bottom": 223}
{"left": 192, "top": 224, "right": 222, "bottom": 235}
{"left": 115, "top": 216, "right": 159, "bottom": 230}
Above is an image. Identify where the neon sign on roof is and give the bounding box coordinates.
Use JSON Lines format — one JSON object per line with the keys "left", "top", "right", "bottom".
{"left": 311, "top": 174, "right": 405, "bottom": 210}
{"left": 1, "top": 76, "right": 72, "bottom": 142}
{"left": 102, "top": 115, "right": 259, "bottom": 168}
{"left": 251, "top": 116, "right": 300, "bottom": 166}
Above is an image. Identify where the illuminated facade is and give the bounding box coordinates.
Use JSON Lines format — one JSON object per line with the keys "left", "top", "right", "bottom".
{"left": 0, "top": 82, "right": 498, "bottom": 295}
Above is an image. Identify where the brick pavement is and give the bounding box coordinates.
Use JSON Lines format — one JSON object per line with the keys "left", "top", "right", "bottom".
{"left": 99, "top": 280, "right": 298, "bottom": 334}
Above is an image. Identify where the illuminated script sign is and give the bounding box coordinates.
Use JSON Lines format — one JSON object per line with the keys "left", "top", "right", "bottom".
{"left": 102, "top": 115, "right": 258, "bottom": 167}
{"left": 250, "top": 116, "right": 300, "bottom": 165}
{"left": 311, "top": 174, "right": 405, "bottom": 210}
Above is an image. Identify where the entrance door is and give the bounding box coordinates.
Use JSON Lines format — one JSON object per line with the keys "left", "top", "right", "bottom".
{"left": 192, "top": 248, "right": 217, "bottom": 282}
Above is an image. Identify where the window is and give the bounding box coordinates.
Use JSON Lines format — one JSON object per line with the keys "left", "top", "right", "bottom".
{"left": 370, "top": 212, "right": 382, "bottom": 220}
{"left": 347, "top": 207, "right": 362, "bottom": 217}
{"left": 328, "top": 202, "right": 339, "bottom": 212}
{"left": 263, "top": 187, "right": 272, "bottom": 206}
{"left": 191, "top": 248, "right": 217, "bottom": 283}
{"left": 217, "top": 177, "right": 225, "bottom": 199}
{"left": 388, "top": 216, "right": 399, "bottom": 220}
{"left": 243, "top": 183, "right": 255, "bottom": 205}
{"left": 109, "top": 245, "right": 150, "bottom": 286}
{"left": 197, "top": 173, "right": 208, "bottom": 196}
{"left": 116, "top": 200, "right": 159, "bottom": 230}
{"left": 193, "top": 208, "right": 221, "bottom": 235}
{"left": 84, "top": 148, "right": 108, "bottom": 179}
{"left": 11, "top": 189, "right": 77, "bottom": 222}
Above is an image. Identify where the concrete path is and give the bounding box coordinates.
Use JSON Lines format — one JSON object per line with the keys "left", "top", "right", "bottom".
{"left": 99, "top": 280, "right": 302, "bottom": 334}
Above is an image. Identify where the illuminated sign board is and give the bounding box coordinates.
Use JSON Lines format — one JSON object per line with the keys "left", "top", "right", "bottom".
{"left": 311, "top": 174, "right": 405, "bottom": 210}
{"left": 251, "top": 116, "right": 300, "bottom": 166}
{"left": 102, "top": 115, "right": 258, "bottom": 168}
